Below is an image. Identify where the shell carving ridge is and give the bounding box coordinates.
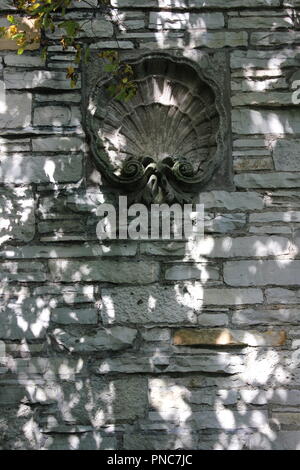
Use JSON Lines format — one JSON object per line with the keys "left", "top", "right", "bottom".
{"left": 87, "top": 54, "right": 224, "bottom": 203}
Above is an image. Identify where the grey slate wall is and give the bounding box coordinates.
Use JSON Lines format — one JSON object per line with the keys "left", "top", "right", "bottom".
{"left": 0, "top": 0, "right": 300, "bottom": 450}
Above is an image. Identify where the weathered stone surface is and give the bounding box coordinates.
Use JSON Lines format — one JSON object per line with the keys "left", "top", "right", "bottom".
{"left": 204, "top": 213, "right": 246, "bottom": 233}
{"left": 251, "top": 32, "right": 300, "bottom": 46}
{"left": 49, "top": 260, "right": 159, "bottom": 283}
{"left": 230, "top": 49, "right": 300, "bottom": 70}
{"left": 266, "top": 288, "right": 300, "bottom": 304}
{"left": 189, "top": 31, "right": 248, "bottom": 48}
{"left": 0, "top": 154, "right": 83, "bottom": 184}
{"left": 250, "top": 211, "right": 300, "bottom": 223}
{"left": 0, "top": 186, "right": 35, "bottom": 243}
{"left": 90, "top": 40, "right": 134, "bottom": 49}
{"left": 283, "top": 0, "right": 300, "bottom": 5}
{"left": 235, "top": 173, "right": 300, "bottom": 189}
{"left": 1, "top": 0, "right": 300, "bottom": 451}
{"left": 225, "top": 260, "right": 300, "bottom": 287}
{"left": 144, "top": 236, "right": 290, "bottom": 259}
{"left": 33, "top": 106, "right": 81, "bottom": 127}
{"left": 273, "top": 140, "right": 300, "bottom": 171}
{"left": 111, "top": 0, "right": 185, "bottom": 6}
{"left": 202, "top": 236, "right": 290, "bottom": 257}
{"left": 200, "top": 191, "right": 264, "bottom": 210}
{"left": 3, "top": 70, "right": 79, "bottom": 89}
{"left": 149, "top": 378, "right": 238, "bottom": 410}
{"left": 101, "top": 285, "right": 263, "bottom": 326}
{"left": 173, "top": 328, "right": 286, "bottom": 347}
{"left": 35, "top": 92, "right": 81, "bottom": 102}
{"left": 38, "top": 219, "right": 85, "bottom": 235}
{"left": 0, "top": 243, "right": 137, "bottom": 259}
{"left": 142, "top": 328, "right": 171, "bottom": 342}
{"left": 0, "top": 92, "right": 32, "bottom": 128}
{"left": 0, "top": 0, "right": 16, "bottom": 8}
{"left": 4, "top": 54, "right": 45, "bottom": 67}
{"left": 234, "top": 157, "right": 273, "bottom": 171}
{"left": 249, "top": 225, "right": 292, "bottom": 235}
{"left": 0, "top": 137, "right": 31, "bottom": 152}
{"left": 231, "top": 92, "right": 293, "bottom": 107}
{"left": 197, "top": 313, "right": 229, "bottom": 326}
{"left": 232, "top": 77, "right": 288, "bottom": 92}
{"left": 232, "top": 109, "right": 300, "bottom": 134}
{"left": 43, "top": 433, "right": 117, "bottom": 450}
{"left": 232, "top": 308, "right": 300, "bottom": 325}
{"left": 47, "top": 19, "right": 113, "bottom": 39}
{"left": 150, "top": 409, "right": 268, "bottom": 430}
{"left": 0, "top": 261, "right": 46, "bottom": 282}
{"left": 149, "top": 12, "right": 224, "bottom": 29}
{"left": 241, "top": 389, "right": 300, "bottom": 406}
{"left": 51, "top": 307, "right": 98, "bottom": 325}
{"left": 164, "top": 263, "right": 220, "bottom": 281}
{"left": 5, "top": 357, "right": 87, "bottom": 379}
{"left": 271, "top": 432, "right": 300, "bottom": 450}
{"left": 94, "top": 352, "right": 244, "bottom": 375}
{"left": 272, "top": 412, "right": 300, "bottom": 426}
{"left": 123, "top": 433, "right": 196, "bottom": 451}
{"left": 33, "top": 285, "right": 95, "bottom": 305}
{"left": 0, "top": 298, "right": 50, "bottom": 340}
{"left": 52, "top": 326, "right": 137, "bottom": 352}
{"left": 229, "top": 16, "right": 292, "bottom": 29}
{"left": 233, "top": 149, "right": 271, "bottom": 157}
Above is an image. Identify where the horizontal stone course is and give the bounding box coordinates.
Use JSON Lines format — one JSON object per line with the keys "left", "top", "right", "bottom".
{"left": 101, "top": 285, "right": 263, "bottom": 325}
{"left": 232, "top": 109, "right": 300, "bottom": 135}
{"left": 200, "top": 191, "right": 264, "bottom": 210}
{"left": 0, "top": 243, "right": 137, "bottom": 259}
{"left": 94, "top": 352, "right": 244, "bottom": 375}
{"left": 0, "top": 92, "right": 32, "bottom": 128}
{"left": 225, "top": 260, "right": 300, "bottom": 286}
{"left": 229, "top": 16, "right": 293, "bottom": 29}
{"left": 51, "top": 307, "right": 98, "bottom": 325}
{"left": 32, "top": 136, "right": 86, "bottom": 152}
{"left": 49, "top": 259, "right": 159, "bottom": 283}
{"left": 232, "top": 308, "right": 300, "bottom": 325}
{"left": 164, "top": 263, "right": 220, "bottom": 281}
{"left": 142, "top": 236, "right": 290, "bottom": 259}
{"left": 251, "top": 32, "right": 300, "bottom": 46}
{"left": 149, "top": 12, "right": 224, "bottom": 29}
{"left": 249, "top": 211, "right": 300, "bottom": 223}
{"left": 266, "top": 288, "right": 300, "bottom": 304}
{"left": 33, "top": 106, "right": 81, "bottom": 127}
{"left": 235, "top": 173, "right": 300, "bottom": 189}
{"left": 3, "top": 70, "right": 80, "bottom": 89}
{"left": 53, "top": 326, "right": 137, "bottom": 352}
{"left": 0, "top": 261, "right": 46, "bottom": 282}
{"left": 0, "top": 154, "right": 83, "bottom": 184}
{"left": 1, "top": 0, "right": 300, "bottom": 451}
{"left": 149, "top": 409, "right": 268, "bottom": 431}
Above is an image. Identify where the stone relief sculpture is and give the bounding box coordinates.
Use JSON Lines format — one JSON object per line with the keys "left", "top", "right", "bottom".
{"left": 85, "top": 50, "right": 232, "bottom": 203}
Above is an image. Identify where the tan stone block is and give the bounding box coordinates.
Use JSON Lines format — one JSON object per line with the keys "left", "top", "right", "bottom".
{"left": 173, "top": 328, "right": 286, "bottom": 347}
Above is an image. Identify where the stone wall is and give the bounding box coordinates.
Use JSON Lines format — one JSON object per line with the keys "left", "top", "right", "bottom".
{"left": 0, "top": 0, "right": 300, "bottom": 450}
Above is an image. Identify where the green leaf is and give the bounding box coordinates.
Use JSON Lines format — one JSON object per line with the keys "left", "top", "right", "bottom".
{"left": 104, "top": 63, "right": 118, "bottom": 73}
{"left": 7, "top": 15, "right": 15, "bottom": 24}
{"left": 17, "top": 48, "right": 24, "bottom": 55}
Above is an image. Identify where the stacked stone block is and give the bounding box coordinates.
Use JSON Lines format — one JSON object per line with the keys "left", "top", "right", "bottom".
{"left": 0, "top": 0, "right": 300, "bottom": 450}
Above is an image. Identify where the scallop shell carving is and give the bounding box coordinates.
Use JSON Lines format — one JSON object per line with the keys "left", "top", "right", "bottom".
{"left": 87, "top": 54, "right": 224, "bottom": 203}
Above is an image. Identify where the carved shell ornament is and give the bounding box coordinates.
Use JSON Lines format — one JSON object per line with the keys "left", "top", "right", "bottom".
{"left": 86, "top": 53, "right": 227, "bottom": 203}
